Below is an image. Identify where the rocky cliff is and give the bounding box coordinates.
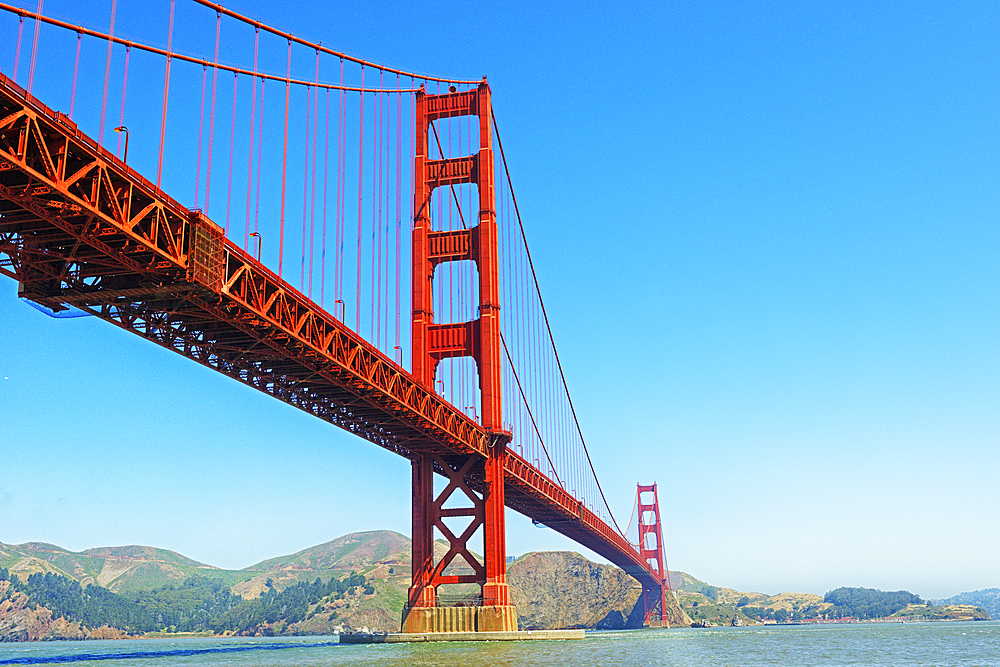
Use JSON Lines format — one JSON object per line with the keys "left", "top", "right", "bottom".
{"left": 0, "top": 580, "right": 134, "bottom": 642}
{"left": 508, "top": 551, "right": 690, "bottom": 630}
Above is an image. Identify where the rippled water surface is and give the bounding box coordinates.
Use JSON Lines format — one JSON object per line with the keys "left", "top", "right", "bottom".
{"left": 1, "top": 621, "right": 998, "bottom": 666}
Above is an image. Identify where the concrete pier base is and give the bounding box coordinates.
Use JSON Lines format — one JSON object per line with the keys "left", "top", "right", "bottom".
{"left": 400, "top": 605, "right": 518, "bottom": 633}
{"left": 340, "top": 629, "right": 585, "bottom": 643}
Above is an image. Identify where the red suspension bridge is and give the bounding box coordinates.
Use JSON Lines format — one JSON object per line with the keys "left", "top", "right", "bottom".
{"left": 0, "top": 0, "right": 671, "bottom": 631}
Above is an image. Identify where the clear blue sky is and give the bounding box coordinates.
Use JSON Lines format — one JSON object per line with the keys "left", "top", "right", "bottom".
{"left": 1, "top": 0, "right": 997, "bottom": 601}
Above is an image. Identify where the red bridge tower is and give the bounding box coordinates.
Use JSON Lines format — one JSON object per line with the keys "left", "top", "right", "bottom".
{"left": 404, "top": 80, "right": 517, "bottom": 633}
{"left": 638, "top": 483, "right": 671, "bottom": 627}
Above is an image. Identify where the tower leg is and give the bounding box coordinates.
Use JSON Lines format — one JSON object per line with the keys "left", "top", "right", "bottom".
{"left": 406, "top": 455, "right": 436, "bottom": 610}
{"left": 479, "top": 441, "right": 516, "bottom": 631}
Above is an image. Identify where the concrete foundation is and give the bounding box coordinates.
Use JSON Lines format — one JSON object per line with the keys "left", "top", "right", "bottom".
{"left": 400, "top": 605, "right": 518, "bottom": 633}
{"left": 340, "top": 629, "right": 585, "bottom": 643}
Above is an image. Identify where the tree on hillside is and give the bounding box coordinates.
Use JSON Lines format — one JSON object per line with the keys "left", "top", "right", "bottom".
{"left": 208, "top": 572, "right": 367, "bottom": 635}
{"left": 14, "top": 572, "right": 156, "bottom": 632}
{"left": 132, "top": 575, "right": 243, "bottom": 632}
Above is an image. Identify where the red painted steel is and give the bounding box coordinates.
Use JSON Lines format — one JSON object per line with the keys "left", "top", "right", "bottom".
{"left": 637, "top": 483, "right": 670, "bottom": 626}
{"left": 0, "top": 72, "right": 668, "bottom": 612}
{"left": 409, "top": 82, "right": 511, "bottom": 610}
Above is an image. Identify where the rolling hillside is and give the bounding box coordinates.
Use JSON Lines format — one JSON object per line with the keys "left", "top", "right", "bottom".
{"left": 0, "top": 542, "right": 256, "bottom": 595}
{"left": 246, "top": 530, "right": 410, "bottom": 573}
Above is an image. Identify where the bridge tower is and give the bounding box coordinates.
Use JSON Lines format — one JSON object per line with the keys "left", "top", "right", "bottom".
{"left": 638, "top": 483, "right": 671, "bottom": 627}
{"left": 404, "top": 80, "right": 517, "bottom": 633}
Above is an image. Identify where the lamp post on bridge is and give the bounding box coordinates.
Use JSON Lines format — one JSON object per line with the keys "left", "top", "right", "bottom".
{"left": 249, "top": 231, "right": 261, "bottom": 262}
{"left": 113, "top": 126, "right": 129, "bottom": 164}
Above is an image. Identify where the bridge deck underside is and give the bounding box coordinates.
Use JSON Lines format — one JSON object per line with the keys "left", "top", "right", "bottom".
{"left": 0, "top": 74, "right": 663, "bottom": 593}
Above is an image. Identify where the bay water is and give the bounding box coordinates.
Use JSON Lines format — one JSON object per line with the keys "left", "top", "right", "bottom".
{"left": 1, "top": 621, "right": 997, "bottom": 666}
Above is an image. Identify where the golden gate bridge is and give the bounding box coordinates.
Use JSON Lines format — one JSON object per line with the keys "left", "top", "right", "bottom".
{"left": 0, "top": 0, "right": 671, "bottom": 632}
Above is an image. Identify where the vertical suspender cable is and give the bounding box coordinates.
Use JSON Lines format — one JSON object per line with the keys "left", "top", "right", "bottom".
{"left": 371, "top": 82, "right": 380, "bottom": 344}
{"left": 498, "top": 166, "right": 506, "bottom": 426}
{"left": 541, "top": 302, "right": 548, "bottom": 474}
{"left": 321, "top": 87, "right": 330, "bottom": 307}
{"left": 254, "top": 78, "right": 264, "bottom": 236}
{"left": 550, "top": 351, "right": 557, "bottom": 480}
{"left": 26, "top": 0, "right": 42, "bottom": 94}
{"left": 375, "top": 71, "right": 383, "bottom": 347}
{"left": 156, "top": 0, "right": 175, "bottom": 188}
{"left": 245, "top": 26, "right": 259, "bottom": 250}
{"left": 194, "top": 66, "right": 206, "bottom": 206}
{"left": 411, "top": 81, "right": 417, "bottom": 364}
{"left": 13, "top": 16, "right": 24, "bottom": 81}
{"left": 459, "top": 111, "right": 465, "bottom": 407}
{"left": 355, "top": 66, "right": 364, "bottom": 332}
{"left": 115, "top": 44, "right": 130, "bottom": 159}
{"left": 384, "top": 86, "right": 389, "bottom": 352}
{"left": 468, "top": 112, "right": 474, "bottom": 408}
{"left": 505, "top": 178, "right": 516, "bottom": 441}
{"left": 204, "top": 10, "right": 221, "bottom": 213}
{"left": 69, "top": 32, "right": 81, "bottom": 119}
{"left": 394, "top": 76, "right": 401, "bottom": 354}
{"left": 302, "top": 82, "right": 311, "bottom": 292}
{"left": 459, "top": 114, "right": 466, "bottom": 405}
{"left": 335, "top": 58, "right": 344, "bottom": 307}
{"left": 310, "top": 49, "right": 320, "bottom": 298}
{"left": 384, "top": 84, "right": 391, "bottom": 352}
{"left": 98, "top": 0, "right": 118, "bottom": 147}
{"left": 279, "top": 39, "right": 290, "bottom": 277}
{"left": 383, "top": 82, "right": 390, "bottom": 349}
{"left": 372, "top": 86, "right": 380, "bottom": 344}
{"left": 533, "top": 289, "right": 542, "bottom": 472}
{"left": 446, "top": 102, "right": 453, "bottom": 401}
{"left": 521, "top": 229, "right": 531, "bottom": 463}
{"left": 498, "top": 160, "right": 505, "bottom": 419}
{"left": 225, "top": 71, "right": 237, "bottom": 234}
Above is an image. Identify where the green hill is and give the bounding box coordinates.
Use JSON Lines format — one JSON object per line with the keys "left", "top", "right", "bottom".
{"left": 247, "top": 530, "right": 410, "bottom": 574}
{"left": 80, "top": 545, "right": 211, "bottom": 568}
{"left": 230, "top": 530, "right": 411, "bottom": 602}
{"left": 0, "top": 542, "right": 256, "bottom": 595}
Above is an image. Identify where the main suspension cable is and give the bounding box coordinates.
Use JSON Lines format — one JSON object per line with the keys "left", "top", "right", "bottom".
{"left": 0, "top": 3, "right": 420, "bottom": 93}
{"left": 191, "top": 0, "right": 479, "bottom": 85}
